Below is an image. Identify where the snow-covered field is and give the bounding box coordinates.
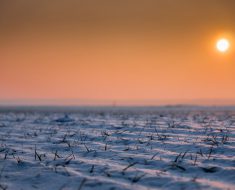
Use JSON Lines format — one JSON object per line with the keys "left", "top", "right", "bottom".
{"left": 0, "top": 107, "right": 234, "bottom": 190}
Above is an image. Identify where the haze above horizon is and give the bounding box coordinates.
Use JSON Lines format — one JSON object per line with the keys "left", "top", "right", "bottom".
{"left": 1, "top": 0, "right": 235, "bottom": 105}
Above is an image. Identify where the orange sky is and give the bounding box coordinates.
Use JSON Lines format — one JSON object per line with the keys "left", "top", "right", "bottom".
{"left": 1, "top": 0, "right": 235, "bottom": 105}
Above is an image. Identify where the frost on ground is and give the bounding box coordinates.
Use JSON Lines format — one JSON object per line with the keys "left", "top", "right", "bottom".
{"left": 0, "top": 107, "right": 234, "bottom": 190}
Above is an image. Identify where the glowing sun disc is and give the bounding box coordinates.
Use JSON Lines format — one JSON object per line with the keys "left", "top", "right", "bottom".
{"left": 216, "top": 39, "right": 230, "bottom": 52}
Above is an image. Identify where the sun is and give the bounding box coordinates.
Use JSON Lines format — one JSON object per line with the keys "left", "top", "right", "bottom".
{"left": 216, "top": 38, "right": 230, "bottom": 53}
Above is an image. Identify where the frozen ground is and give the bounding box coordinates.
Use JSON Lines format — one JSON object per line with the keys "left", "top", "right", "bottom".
{"left": 0, "top": 106, "right": 234, "bottom": 190}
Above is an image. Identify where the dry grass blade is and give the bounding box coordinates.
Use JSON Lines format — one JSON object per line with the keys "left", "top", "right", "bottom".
{"left": 78, "top": 178, "right": 87, "bottom": 190}
{"left": 0, "top": 184, "right": 8, "bottom": 190}
{"left": 89, "top": 165, "right": 94, "bottom": 173}
{"left": 201, "top": 167, "right": 218, "bottom": 173}
{"left": 131, "top": 173, "right": 146, "bottom": 183}
{"left": 122, "top": 162, "right": 138, "bottom": 174}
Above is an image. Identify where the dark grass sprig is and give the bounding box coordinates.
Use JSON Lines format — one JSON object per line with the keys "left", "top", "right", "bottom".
{"left": 122, "top": 162, "right": 138, "bottom": 175}
{"left": 151, "top": 152, "right": 159, "bottom": 160}
{"left": 207, "top": 146, "right": 214, "bottom": 160}
{"left": 34, "top": 145, "right": 44, "bottom": 162}
{"left": 89, "top": 165, "right": 95, "bottom": 173}
{"left": 78, "top": 178, "right": 87, "bottom": 190}
{"left": 53, "top": 150, "right": 61, "bottom": 161}
{"left": 130, "top": 172, "right": 146, "bottom": 183}
{"left": 0, "top": 184, "right": 7, "bottom": 190}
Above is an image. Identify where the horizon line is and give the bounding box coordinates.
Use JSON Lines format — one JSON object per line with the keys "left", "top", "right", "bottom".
{"left": 1, "top": 98, "right": 235, "bottom": 107}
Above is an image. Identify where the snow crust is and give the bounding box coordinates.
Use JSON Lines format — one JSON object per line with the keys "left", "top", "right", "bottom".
{"left": 0, "top": 107, "right": 234, "bottom": 190}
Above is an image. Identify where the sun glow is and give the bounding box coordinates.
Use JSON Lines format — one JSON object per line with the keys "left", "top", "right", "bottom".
{"left": 216, "top": 38, "right": 230, "bottom": 53}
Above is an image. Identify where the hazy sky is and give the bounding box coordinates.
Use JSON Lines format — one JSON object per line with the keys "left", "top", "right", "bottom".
{"left": 1, "top": 0, "right": 235, "bottom": 105}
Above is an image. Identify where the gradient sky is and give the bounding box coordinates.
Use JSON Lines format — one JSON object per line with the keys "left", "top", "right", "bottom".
{"left": 1, "top": 0, "right": 235, "bottom": 105}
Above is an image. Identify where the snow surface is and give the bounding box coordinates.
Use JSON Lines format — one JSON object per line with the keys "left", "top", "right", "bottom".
{"left": 0, "top": 107, "right": 234, "bottom": 190}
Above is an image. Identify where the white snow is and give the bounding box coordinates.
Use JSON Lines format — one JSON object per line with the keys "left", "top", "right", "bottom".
{"left": 0, "top": 107, "right": 234, "bottom": 190}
